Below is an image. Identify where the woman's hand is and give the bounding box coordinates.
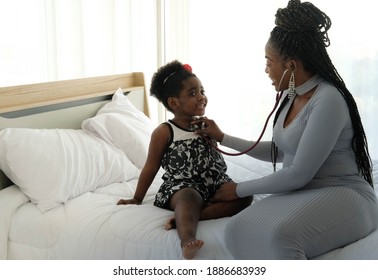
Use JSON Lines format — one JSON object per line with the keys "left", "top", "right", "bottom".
{"left": 117, "top": 198, "right": 141, "bottom": 205}
{"left": 192, "top": 117, "right": 224, "bottom": 143}
{"left": 212, "top": 182, "right": 239, "bottom": 202}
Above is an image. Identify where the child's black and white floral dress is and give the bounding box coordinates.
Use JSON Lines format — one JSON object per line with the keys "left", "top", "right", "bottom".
{"left": 154, "top": 120, "right": 233, "bottom": 208}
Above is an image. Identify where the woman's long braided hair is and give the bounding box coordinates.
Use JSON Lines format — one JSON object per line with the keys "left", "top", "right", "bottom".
{"left": 270, "top": 0, "right": 373, "bottom": 187}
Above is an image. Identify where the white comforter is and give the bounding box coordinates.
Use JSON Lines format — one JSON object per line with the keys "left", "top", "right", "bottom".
{"left": 1, "top": 168, "right": 232, "bottom": 260}
{"left": 1, "top": 156, "right": 378, "bottom": 260}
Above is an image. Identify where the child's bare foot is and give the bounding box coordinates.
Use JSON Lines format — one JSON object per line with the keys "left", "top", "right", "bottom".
{"left": 165, "top": 217, "right": 176, "bottom": 230}
{"left": 182, "top": 240, "right": 204, "bottom": 260}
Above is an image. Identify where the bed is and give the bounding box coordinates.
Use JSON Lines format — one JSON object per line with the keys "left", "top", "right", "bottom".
{"left": 1, "top": 72, "right": 377, "bottom": 260}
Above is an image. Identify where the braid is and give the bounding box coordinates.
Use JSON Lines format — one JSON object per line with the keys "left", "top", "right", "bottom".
{"left": 270, "top": 0, "right": 373, "bottom": 187}
{"left": 272, "top": 95, "right": 290, "bottom": 171}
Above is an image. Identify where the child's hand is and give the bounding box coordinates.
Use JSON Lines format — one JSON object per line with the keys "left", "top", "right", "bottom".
{"left": 117, "top": 198, "right": 141, "bottom": 205}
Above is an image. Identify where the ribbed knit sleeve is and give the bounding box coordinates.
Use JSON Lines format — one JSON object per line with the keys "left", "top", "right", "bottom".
{"left": 223, "top": 82, "right": 354, "bottom": 198}
{"left": 221, "top": 136, "right": 276, "bottom": 162}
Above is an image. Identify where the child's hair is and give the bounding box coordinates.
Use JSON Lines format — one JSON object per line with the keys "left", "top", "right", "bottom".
{"left": 150, "top": 60, "right": 196, "bottom": 111}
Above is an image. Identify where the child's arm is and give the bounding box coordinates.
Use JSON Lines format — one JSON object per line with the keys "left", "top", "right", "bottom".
{"left": 117, "top": 124, "right": 170, "bottom": 205}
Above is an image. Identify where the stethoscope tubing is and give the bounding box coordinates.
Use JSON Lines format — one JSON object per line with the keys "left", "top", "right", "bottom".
{"left": 205, "top": 69, "right": 289, "bottom": 156}
{"left": 205, "top": 91, "right": 283, "bottom": 156}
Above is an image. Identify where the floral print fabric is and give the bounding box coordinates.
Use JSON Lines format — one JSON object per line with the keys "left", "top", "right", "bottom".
{"left": 154, "top": 122, "right": 232, "bottom": 208}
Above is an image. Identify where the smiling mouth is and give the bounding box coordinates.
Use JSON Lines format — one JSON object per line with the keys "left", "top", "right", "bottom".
{"left": 268, "top": 76, "right": 274, "bottom": 85}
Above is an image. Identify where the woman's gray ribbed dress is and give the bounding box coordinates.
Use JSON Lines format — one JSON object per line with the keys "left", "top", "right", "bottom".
{"left": 222, "top": 77, "right": 378, "bottom": 259}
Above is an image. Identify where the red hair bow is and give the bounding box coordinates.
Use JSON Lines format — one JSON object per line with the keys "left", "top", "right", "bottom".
{"left": 182, "top": 64, "right": 192, "bottom": 72}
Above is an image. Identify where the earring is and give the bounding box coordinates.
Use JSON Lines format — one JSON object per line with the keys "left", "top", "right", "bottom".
{"left": 288, "top": 72, "right": 296, "bottom": 99}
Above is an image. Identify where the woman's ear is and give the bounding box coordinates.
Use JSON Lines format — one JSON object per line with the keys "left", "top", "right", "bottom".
{"left": 285, "top": 60, "right": 297, "bottom": 72}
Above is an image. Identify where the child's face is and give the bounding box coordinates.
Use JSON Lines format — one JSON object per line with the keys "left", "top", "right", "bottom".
{"left": 175, "top": 76, "right": 207, "bottom": 117}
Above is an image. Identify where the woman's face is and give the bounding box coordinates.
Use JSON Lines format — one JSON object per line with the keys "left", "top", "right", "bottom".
{"left": 264, "top": 42, "right": 290, "bottom": 92}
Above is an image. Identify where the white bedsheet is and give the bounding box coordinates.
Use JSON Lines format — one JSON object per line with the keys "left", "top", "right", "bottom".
{"left": 2, "top": 155, "right": 378, "bottom": 260}
{"left": 4, "top": 168, "right": 234, "bottom": 260}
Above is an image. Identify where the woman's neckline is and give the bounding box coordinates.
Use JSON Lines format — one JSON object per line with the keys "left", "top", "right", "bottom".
{"left": 290, "top": 74, "right": 323, "bottom": 96}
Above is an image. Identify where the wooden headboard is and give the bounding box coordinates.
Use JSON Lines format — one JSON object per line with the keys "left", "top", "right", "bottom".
{"left": 0, "top": 72, "right": 149, "bottom": 189}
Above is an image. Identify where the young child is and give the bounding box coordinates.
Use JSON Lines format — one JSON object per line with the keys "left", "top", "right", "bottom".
{"left": 117, "top": 60, "right": 252, "bottom": 259}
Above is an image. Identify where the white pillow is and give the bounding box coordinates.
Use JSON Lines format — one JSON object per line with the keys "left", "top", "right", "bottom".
{"left": 0, "top": 128, "right": 139, "bottom": 213}
{"left": 82, "top": 88, "right": 154, "bottom": 169}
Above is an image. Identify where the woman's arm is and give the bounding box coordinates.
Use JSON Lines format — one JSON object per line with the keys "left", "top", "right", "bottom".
{"left": 221, "top": 134, "right": 281, "bottom": 162}
{"left": 236, "top": 85, "right": 350, "bottom": 197}
{"left": 194, "top": 117, "right": 278, "bottom": 162}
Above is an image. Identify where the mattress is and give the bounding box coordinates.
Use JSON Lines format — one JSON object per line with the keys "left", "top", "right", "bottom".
{"left": 3, "top": 155, "right": 378, "bottom": 260}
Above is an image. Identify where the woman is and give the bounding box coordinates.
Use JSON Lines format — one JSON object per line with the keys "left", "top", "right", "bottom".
{"left": 195, "top": 0, "right": 378, "bottom": 259}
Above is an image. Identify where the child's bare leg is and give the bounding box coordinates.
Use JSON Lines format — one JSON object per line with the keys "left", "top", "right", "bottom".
{"left": 200, "top": 196, "right": 253, "bottom": 220}
{"left": 166, "top": 196, "right": 253, "bottom": 229}
{"left": 168, "top": 188, "right": 204, "bottom": 259}
{"left": 165, "top": 216, "right": 176, "bottom": 230}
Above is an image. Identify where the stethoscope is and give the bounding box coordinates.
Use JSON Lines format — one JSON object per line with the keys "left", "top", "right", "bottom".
{"left": 203, "top": 69, "right": 290, "bottom": 156}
